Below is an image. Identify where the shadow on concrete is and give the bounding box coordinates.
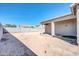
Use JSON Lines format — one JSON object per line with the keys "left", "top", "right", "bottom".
{"left": 42, "top": 32, "right": 78, "bottom": 45}
{"left": 54, "top": 35, "right": 78, "bottom": 45}
{"left": 0, "top": 28, "right": 37, "bottom": 56}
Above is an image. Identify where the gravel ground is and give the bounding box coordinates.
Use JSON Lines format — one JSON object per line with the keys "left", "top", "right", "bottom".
{"left": 0, "top": 33, "right": 36, "bottom": 56}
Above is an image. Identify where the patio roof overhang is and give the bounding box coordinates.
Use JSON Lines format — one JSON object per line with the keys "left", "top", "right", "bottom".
{"left": 41, "top": 14, "right": 76, "bottom": 25}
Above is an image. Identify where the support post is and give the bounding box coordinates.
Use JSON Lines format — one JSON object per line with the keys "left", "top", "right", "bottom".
{"left": 51, "top": 22, "right": 55, "bottom": 36}
{"left": 77, "top": 5, "right": 79, "bottom": 45}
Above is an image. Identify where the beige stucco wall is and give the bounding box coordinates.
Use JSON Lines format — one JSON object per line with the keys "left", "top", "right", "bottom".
{"left": 0, "top": 23, "right": 3, "bottom": 40}
{"left": 54, "top": 19, "right": 77, "bottom": 36}
{"left": 45, "top": 23, "right": 51, "bottom": 35}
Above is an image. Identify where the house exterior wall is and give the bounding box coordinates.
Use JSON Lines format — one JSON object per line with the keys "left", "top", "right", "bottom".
{"left": 45, "top": 23, "right": 51, "bottom": 35}
{"left": 54, "top": 19, "right": 77, "bottom": 36}
{"left": 0, "top": 23, "right": 3, "bottom": 40}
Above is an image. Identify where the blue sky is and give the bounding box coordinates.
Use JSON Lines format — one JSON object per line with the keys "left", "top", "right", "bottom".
{"left": 0, "top": 3, "right": 71, "bottom": 25}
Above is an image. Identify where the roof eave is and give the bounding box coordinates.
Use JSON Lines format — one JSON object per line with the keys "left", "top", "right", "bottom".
{"left": 41, "top": 14, "right": 73, "bottom": 24}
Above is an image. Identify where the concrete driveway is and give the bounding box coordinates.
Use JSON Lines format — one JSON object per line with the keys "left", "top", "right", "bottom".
{"left": 11, "top": 32, "right": 79, "bottom": 56}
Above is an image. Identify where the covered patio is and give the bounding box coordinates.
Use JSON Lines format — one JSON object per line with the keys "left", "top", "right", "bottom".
{"left": 42, "top": 14, "right": 77, "bottom": 37}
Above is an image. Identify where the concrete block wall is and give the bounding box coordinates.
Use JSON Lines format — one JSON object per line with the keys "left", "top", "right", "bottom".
{"left": 0, "top": 23, "right": 3, "bottom": 40}
{"left": 3, "top": 26, "right": 44, "bottom": 33}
